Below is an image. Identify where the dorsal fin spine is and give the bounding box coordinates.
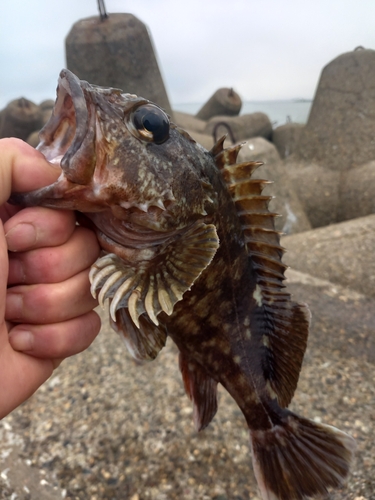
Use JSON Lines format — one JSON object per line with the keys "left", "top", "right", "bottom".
{"left": 212, "top": 143, "right": 245, "bottom": 171}
{"left": 210, "top": 135, "right": 226, "bottom": 157}
{"left": 215, "top": 143, "right": 310, "bottom": 406}
{"left": 222, "top": 161, "right": 263, "bottom": 182}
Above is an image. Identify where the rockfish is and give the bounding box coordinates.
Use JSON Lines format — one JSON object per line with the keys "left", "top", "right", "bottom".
{"left": 10, "top": 69, "right": 355, "bottom": 500}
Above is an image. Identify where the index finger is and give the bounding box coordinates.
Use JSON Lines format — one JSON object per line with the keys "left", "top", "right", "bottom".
{"left": 4, "top": 206, "right": 76, "bottom": 252}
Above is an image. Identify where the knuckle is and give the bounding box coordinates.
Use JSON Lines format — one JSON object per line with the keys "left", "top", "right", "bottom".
{"left": 24, "top": 249, "right": 63, "bottom": 283}
{"left": 24, "top": 284, "right": 60, "bottom": 322}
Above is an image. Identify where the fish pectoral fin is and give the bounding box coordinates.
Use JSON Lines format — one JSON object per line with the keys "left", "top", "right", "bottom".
{"left": 88, "top": 222, "right": 218, "bottom": 360}
{"left": 160, "top": 221, "right": 220, "bottom": 301}
{"left": 111, "top": 308, "right": 167, "bottom": 362}
{"left": 179, "top": 351, "right": 218, "bottom": 432}
{"left": 89, "top": 222, "right": 219, "bottom": 329}
{"left": 149, "top": 221, "right": 220, "bottom": 320}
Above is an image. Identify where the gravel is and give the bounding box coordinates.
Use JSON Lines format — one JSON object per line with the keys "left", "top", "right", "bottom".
{"left": 1, "top": 269, "right": 374, "bottom": 500}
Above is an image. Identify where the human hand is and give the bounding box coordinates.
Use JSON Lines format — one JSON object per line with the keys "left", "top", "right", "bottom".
{"left": 0, "top": 138, "right": 101, "bottom": 419}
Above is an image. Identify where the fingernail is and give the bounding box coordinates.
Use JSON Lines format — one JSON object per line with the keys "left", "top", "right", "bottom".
{"left": 5, "top": 223, "right": 37, "bottom": 252}
{"left": 9, "top": 330, "right": 33, "bottom": 351}
{"left": 5, "top": 293, "right": 23, "bottom": 320}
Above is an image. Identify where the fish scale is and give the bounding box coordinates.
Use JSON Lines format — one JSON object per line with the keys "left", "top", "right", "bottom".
{"left": 10, "top": 68, "right": 355, "bottom": 500}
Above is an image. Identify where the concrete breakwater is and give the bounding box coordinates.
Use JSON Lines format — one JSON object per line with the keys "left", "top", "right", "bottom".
{"left": 2, "top": 47, "right": 375, "bottom": 290}
{"left": 1, "top": 47, "right": 375, "bottom": 500}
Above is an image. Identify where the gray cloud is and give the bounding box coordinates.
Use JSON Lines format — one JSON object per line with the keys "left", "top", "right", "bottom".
{"left": 1, "top": 0, "right": 375, "bottom": 108}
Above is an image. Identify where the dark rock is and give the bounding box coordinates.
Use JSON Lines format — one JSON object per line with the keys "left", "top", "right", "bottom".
{"left": 195, "top": 88, "right": 242, "bottom": 121}
{"left": 39, "top": 99, "right": 55, "bottom": 111}
{"left": 173, "top": 111, "right": 206, "bottom": 134}
{"left": 293, "top": 48, "right": 375, "bottom": 170}
{"left": 0, "top": 98, "right": 43, "bottom": 141}
{"left": 272, "top": 123, "right": 304, "bottom": 158}
{"left": 204, "top": 112, "right": 272, "bottom": 143}
{"left": 339, "top": 160, "right": 375, "bottom": 221}
{"left": 282, "top": 214, "right": 375, "bottom": 297}
{"left": 286, "top": 161, "right": 340, "bottom": 227}
{"left": 65, "top": 13, "right": 172, "bottom": 115}
{"left": 285, "top": 157, "right": 375, "bottom": 228}
{"left": 238, "top": 138, "right": 311, "bottom": 234}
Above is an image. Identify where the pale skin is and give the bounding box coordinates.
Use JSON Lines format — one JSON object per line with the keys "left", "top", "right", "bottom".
{"left": 0, "top": 138, "right": 101, "bottom": 419}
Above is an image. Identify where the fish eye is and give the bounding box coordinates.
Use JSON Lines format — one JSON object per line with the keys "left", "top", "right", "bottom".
{"left": 128, "top": 104, "right": 169, "bottom": 144}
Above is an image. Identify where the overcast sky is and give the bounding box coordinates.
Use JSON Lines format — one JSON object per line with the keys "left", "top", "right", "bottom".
{"left": 1, "top": 0, "right": 375, "bottom": 109}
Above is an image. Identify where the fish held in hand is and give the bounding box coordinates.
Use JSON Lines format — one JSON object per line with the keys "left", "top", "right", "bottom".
{"left": 10, "top": 69, "right": 355, "bottom": 500}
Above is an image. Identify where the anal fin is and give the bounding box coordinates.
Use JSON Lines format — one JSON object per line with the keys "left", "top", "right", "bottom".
{"left": 179, "top": 351, "right": 218, "bottom": 431}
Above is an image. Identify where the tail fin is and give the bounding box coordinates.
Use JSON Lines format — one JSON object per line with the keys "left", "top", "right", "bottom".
{"left": 250, "top": 412, "right": 356, "bottom": 500}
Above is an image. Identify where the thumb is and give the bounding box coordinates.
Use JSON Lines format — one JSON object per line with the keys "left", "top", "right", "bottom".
{"left": 0, "top": 138, "right": 60, "bottom": 206}
{"left": 0, "top": 220, "right": 8, "bottom": 319}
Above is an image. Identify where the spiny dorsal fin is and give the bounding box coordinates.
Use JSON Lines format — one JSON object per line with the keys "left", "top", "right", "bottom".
{"left": 221, "top": 160, "right": 264, "bottom": 182}
{"left": 215, "top": 147, "right": 287, "bottom": 283}
{"left": 214, "top": 144, "right": 309, "bottom": 407}
{"left": 209, "top": 135, "right": 226, "bottom": 157}
{"left": 211, "top": 141, "right": 243, "bottom": 171}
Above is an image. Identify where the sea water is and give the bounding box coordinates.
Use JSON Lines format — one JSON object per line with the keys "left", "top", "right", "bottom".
{"left": 173, "top": 100, "right": 312, "bottom": 126}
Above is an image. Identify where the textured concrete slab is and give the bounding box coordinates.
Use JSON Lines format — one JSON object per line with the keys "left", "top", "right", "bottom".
{"left": 282, "top": 215, "right": 375, "bottom": 297}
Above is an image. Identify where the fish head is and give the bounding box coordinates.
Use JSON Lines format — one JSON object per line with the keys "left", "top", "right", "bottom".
{"left": 11, "top": 69, "right": 216, "bottom": 235}
{"left": 9, "top": 70, "right": 222, "bottom": 341}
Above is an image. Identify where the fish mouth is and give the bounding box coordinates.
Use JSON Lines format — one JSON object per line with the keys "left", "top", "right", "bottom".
{"left": 37, "top": 68, "right": 96, "bottom": 185}
{"left": 10, "top": 69, "right": 99, "bottom": 209}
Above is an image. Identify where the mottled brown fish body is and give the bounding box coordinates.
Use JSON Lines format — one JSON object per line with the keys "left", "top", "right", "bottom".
{"left": 10, "top": 70, "right": 355, "bottom": 500}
